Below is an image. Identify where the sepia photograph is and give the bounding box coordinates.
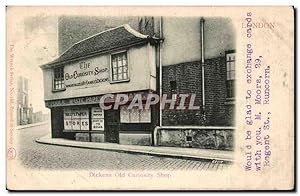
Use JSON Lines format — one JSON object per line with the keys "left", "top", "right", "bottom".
{"left": 6, "top": 6, "right": 294, "bottom": 190}
{"left": 15, "top": 14, "right": 236, "bottom": 170}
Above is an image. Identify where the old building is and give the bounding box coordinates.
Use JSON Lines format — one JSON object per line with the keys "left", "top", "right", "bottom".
{"left": 16, "top": 76, "right": 30, "bottom": 125}
{"left": 41, "top": 24, "right": 159, "bottom": 145}
{"left": 41, "top": 16, "right": 235, "bottom": 150}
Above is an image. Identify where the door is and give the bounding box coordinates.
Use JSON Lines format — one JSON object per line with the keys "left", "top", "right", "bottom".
{"left": 104, "top": 109, "right": 120, "bottom": 143}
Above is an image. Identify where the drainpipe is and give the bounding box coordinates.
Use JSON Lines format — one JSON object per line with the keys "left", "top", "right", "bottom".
{"left": 200, "top": 17, "right": 206, "bottom": 121}
{"left": 153, "top": 16, "right": 163, "bottom": 146}
{"left": 159, "top": 16, "right": 163, "bottom": 127}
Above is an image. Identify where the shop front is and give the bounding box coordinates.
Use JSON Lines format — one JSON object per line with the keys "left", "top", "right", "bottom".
{"left": 45, "top": 91, "right": 158, "bottom": 145}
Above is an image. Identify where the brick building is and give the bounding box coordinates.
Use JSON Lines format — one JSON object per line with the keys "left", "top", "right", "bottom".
{"left": 41, "top": 16, "right": 235, "bottom": 150}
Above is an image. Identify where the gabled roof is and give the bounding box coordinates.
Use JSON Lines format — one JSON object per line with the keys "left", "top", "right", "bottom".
{"left": 40, "top": 24, "right": 158, "bottom": 69}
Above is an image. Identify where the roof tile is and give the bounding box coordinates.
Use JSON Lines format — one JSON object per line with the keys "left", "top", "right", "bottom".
{"left": 41, "top": 25, "right": 152, "bottom": 68}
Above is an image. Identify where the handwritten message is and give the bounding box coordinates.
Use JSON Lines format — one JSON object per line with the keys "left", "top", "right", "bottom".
{"left": 244, "top": 12, "right": 272, "bottom": 172}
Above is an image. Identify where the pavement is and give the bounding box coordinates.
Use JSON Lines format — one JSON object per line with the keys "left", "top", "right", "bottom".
{"left": 16, "top": 121, "right": 49, "bottom": 130}
{"left": 18, "top": 123, "right": 230, "bottom": 170}
{"left": 36, "top": 134, "right": 234, "bottom": 162}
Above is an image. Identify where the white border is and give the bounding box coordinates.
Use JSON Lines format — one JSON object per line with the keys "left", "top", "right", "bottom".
{"left": 1, "top": 1, "right": 299, "bottom": 195}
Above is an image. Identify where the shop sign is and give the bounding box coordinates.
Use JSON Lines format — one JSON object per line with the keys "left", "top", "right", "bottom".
{"left": 45, "top": 91, "right": 150, "bottom": 108}
{"left": 91, "top": 107, "right": 104, "bottom": 118}
{"left": 92, "top": 119, "right": 104, "bottom": 131}
{"left": 64, "top": 60, "right": 109, "bottom": 88}
{"left": 91, "top": 107, "right": 104, "bottom": 131}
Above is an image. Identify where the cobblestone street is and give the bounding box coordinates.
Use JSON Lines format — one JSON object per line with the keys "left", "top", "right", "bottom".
{"left": 17, "top": 123, "right": 229, "bottom": 170}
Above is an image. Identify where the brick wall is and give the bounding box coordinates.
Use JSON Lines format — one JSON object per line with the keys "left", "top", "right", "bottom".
{"left": 162, "top": 56, "right": 235, "bottom": 126}
{"left": 158, "top": 128, "right": 234, "bottom": 150}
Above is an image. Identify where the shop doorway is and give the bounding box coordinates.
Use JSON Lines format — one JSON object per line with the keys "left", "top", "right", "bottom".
{"left": 104, "top": 109, "right": 120, "bottom": 143}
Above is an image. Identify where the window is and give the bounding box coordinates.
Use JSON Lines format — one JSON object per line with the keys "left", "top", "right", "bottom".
{"left": 226, "top": 51, "right": 235, "bottom": 98}
{"left": 170, "top": 81, "right": 177, "bottom": 94}
{"left": 63, "top": 107, "right": 105, "bottom": 132}
{"left": 53, "top": 67, "right": 65, "bottom": 90}
{"left": 120, "top": 105, "right": 151, "bottom": 123}
{"left": 23, "top": 94, "right": 27, "bottom": 105}
{"left": 111, "top": 52, "right": 128, "bottom": 82}
{"left": 23, "top": 78, "right": 28, "bottom": 91}
{"left": 64, "top": 108, "right": 89, "bottom": 131}
{"left": 91, "top": 107, "right": 105, "bottom": 131}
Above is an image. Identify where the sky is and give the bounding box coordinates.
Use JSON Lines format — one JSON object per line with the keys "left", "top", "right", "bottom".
{"left": 15, "top": 14, "right": 58, "bottom": 113}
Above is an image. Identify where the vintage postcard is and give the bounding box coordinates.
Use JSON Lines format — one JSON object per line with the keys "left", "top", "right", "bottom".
{"left": 6, "top": 6, "right": 294, "bottom": 190}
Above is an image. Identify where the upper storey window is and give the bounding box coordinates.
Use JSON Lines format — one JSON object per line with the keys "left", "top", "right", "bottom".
{"left": 111, "top": 52, "right": 129, "bottom": 82}
{"left": 226, "top": 51, "right": 235, "bottom": 99}
{"left": 53, "top": 66, "right": 65, "bottom": 91}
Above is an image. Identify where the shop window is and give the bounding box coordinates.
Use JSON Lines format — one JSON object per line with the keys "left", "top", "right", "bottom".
{"left": 120, "top": 105, "right": 151, "bottom": 123}
{"left": 53, "top": 66, "right": 65, "bottom": 90}
{"left": 63, "top": 107, "right": 105, "bottom": 132}
{"left": 91, "top": 107, "right": 104, "bottom": 131}
{"left": 111, "top": 52, "right": 128, "bottom": 82}
{"left": 226, "top": 51, "right": 235, "bottom": 98}
{"left": 63, "top": 108, "right": 89, "bottom": 131}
